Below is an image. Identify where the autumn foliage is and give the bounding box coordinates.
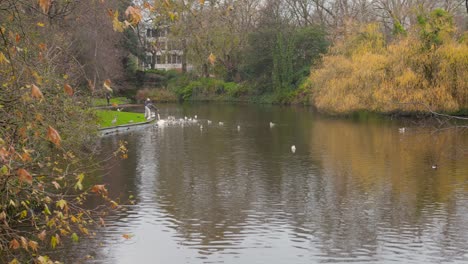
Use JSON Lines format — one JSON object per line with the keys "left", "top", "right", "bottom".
{"left": 305, "top": 10, "right": 468, "bottom": 114}
{"left": 0, "top": 0, "right": 132, "bottom": 262}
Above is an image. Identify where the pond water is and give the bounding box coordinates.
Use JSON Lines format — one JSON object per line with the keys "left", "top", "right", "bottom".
{"left": 60, "top": 103, "right": 468, "bottom": 263}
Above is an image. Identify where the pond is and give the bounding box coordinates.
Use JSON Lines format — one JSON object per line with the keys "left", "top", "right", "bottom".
{"left": 59, "top": 103, "right": 468, "bottom": 263}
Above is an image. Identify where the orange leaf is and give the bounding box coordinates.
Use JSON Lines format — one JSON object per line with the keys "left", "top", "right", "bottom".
{"left": 20, "top": 236, "right": 28, "bottom": 250}
{"left": 199, "top": 0, "right": 205, "bottom": 5}
{"left": 64, "top": 84, "right": 74, "bottom": 96}
{"left": 38, "top": 43, "right": 47, "bottom": 51}
{"left": 122, "top": 234, "right": 134, "bottom": 239}
{"left": 112, "top": 102, "right": 118, "bottom": 107}
{"left": 9, "top": 239, "right": 20, "bottom": 250}
{"left": 21, "top": 152, "right": 31, "bottom": 162}
{"left": 47, "top": 126, "right": 61, "bottom": 147}
{"left": 39, "top": 0, "right": 51, "bottom": 13}
{"left": 99, "top": 217, "right": 106, "bottom": 227}
{"left": 125, "top": 6, "right": 142, "bottom": 25}
{"left": 38, "top": 230, "right": 46, "bottom": 241}
{"left": 15, "top": 34, "right": 20, "bottom": 43}
{"left": 17, "top": 168, "right": 33, "bottom": 184}
{"left": 91, "top": 184, "right": 108, "bottom": 196}
{"left": 28, "top": 241, "right": 38, "bottom": 252}
{"left": 31, "top": 84, "right": 44, "bottom": 100}
{"left": 87, "top": 79, "right": 95, "bottom": 91}
{"left": 51, "top": 181, "right": 60, "bottom": 189}
{"left": 143, "top": 2, "right": 152, "bottom": 9}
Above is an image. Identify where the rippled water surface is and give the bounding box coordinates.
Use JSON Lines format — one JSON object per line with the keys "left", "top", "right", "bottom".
{"left": 61, "top": 104, "right": 468, "bottom": 263}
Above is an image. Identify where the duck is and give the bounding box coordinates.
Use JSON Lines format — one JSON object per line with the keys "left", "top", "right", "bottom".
{"left": 431, "top": 164, "right": 438, "bottom": 169}
{"left": 291, "top": 145, "right": 296, "bottom": 153}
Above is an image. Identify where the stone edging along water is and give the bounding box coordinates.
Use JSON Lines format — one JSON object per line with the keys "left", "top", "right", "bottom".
{"left": 99, "top": 117, "right": 156, "bottom": 136}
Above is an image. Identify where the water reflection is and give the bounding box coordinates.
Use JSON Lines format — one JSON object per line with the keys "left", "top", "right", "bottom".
{"left": 61, "top": 104, "right": 468, "bottom": 264}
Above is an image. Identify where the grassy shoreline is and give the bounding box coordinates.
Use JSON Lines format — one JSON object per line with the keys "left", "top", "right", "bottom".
{"left": 95, "top": 110, "right": 147, "bottom": 128}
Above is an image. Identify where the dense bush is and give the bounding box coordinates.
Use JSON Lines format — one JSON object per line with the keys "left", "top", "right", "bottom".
{"left": 305, "top": 10, "right": 468, "bottom": 114}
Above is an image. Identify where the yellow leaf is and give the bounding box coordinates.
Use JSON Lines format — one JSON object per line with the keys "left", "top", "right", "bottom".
{"left": 56, "top": 199, "right": 67, "bottom": 210}
{"left": 9, "top": 259, "right": 19, "bottom": 264}
{"left": 17, "top": 168, "right": 33, "bottom": 184}
{"left": 47, "top": 126, "right": 61, "bottom": 147}
{"left": 103, "top": 79, "right": 112, "bottom": 92}
{"left": 0, "top": 211, "right": 6, "bottom": 220}
{"left": 39, "top": 0, "right": 51, "bottom": 13}
{"left": 37, "top": 22, "right": 45, "bottom": 27}
{"left": 208, "top": 53, "right": 216, "bottom": 65}
{"left": 64, "top": 84, "right": 74, "bottom": 96}
{"left": 31, "top": 84, "right": 44, "bottom": 100}
{"left": 0, "top": 52, "right": 10, "bottom": 65}
{"left": 112, "top": 11, "right": 124, "bottom": 32}
{"left": 199, "top": 0, "right": 205, "bottom": 4}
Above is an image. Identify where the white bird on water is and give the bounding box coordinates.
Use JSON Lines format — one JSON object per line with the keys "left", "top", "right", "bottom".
{"left": 270, "top": 122, "right": 275, "bottom": 128}
{"left": 194, "top": 115, "right": 198, "bottom": 119}
{"left": 399, "top": 127, "right": 406, "bottom": 133}
{"left": 237, "top": 125, "right": 241, "bottom": 131}
{"left": 219, "top": 122, "right": 224, "bottom": 126}
{"left": 200, "top": 125, "right": 203, "bottom": 131}
{"left": 291, "top": 145, "right": 296, "bottom": 153}
{"left": 207, "top": 120, "right": 212, "bottom": 125}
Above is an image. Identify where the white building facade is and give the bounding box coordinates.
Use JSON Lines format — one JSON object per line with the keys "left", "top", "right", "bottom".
{"left": 144, "top": 27, "right": 191, "bottom": 71}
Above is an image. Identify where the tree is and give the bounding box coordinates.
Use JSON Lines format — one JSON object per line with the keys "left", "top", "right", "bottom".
{"left": 0, "top": 0, "right": 136, "bottom": 262}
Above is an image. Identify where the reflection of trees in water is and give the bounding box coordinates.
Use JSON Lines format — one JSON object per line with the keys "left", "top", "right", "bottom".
{"left": 304, "top": 118, "right": 468, "bottom": 260}
{"left": 56, "top": 105, "right": 468, "bottom": 262}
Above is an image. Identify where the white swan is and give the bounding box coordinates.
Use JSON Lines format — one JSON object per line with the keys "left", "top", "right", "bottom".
{"left": 291, "top": 145, "right": 296, "bottom": 153}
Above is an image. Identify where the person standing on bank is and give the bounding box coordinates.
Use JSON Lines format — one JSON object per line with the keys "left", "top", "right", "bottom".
{"left": 144, "top": 98, "right": 153, "bottom": 120}
{"left": 106, "top": 93, "right": 111, "bottom": 106}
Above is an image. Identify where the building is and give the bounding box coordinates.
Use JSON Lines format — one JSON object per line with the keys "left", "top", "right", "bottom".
{"left": 144, "top": 26, "right": 190, "bottom": 71}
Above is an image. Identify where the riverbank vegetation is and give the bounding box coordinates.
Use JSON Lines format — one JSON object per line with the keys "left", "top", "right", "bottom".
{"left": 307, "top": 10, "right": 468, "bottom": 114}
{"left": 133, "top": 0, "right": 466, "bottom": 115}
